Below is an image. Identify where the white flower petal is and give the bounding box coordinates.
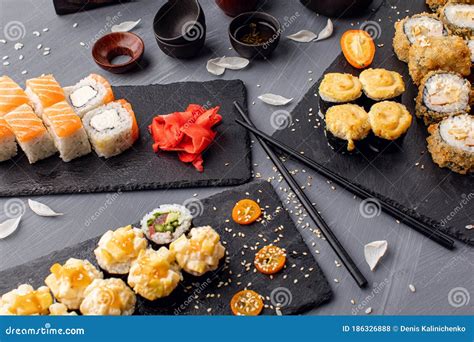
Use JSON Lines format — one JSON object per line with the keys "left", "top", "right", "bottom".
{"left": 212, "top": 57, "right": 249, "bottom": 70}
{"left": 206, "top": 58, "right": 226, "bottom": 76}
{"left": 258, "top": 93, "right": 293, "bottom": 106}
{"left": 364, "top": 240, "right": 388, "bottom": 271}
{"left": 315, "top": 19, "right": 334, "bottom": 42}
{"left": 287, "top": 30, "right": 318, "bottom": 43}
{"left": 0, "top": 216, "right": 22, "bottom": 239}
{"left": 28, "top": 199, "right": 63, "bottom": 217}
{"left": 111, "top": 19, "right": 141, "bottom": 33}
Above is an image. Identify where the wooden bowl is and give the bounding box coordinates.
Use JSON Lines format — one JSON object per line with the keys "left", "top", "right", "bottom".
{"left": 92, "top": 32, "right": 144, "bottom": 74}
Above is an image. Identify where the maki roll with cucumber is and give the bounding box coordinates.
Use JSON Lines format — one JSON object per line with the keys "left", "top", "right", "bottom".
{"left": 141, "top": 204, "right": 192, "bottom": 245}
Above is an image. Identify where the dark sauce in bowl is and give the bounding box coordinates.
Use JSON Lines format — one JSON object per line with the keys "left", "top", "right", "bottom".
{"left": 235, "top": 21, "right": 276, "bottom": 45}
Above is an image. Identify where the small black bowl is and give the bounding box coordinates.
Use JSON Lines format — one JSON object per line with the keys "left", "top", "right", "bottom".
{"left": 300, "top": 0, "right": 373, "bottom": 17}
{"left": 153, "top": 0, "right": 206, "bottom": 45}
{"left": 229, "top": 12, "right": 281, "bottom": 59}
{"left": 155, "top": 35, "right": 205, "bottom": 59}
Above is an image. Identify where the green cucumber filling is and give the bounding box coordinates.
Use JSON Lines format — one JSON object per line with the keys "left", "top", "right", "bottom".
{"left": 147, "top": 211, "right": 181, "bottom": 233}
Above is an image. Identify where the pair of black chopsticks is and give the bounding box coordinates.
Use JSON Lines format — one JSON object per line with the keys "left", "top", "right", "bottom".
{"left": 233, "top": 101, "right": 455, "bottom": 288}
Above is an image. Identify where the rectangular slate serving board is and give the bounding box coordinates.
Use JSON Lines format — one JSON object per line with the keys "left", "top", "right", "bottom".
{"left": 0, "top": 79, "right": 252, "bottom": 196}
{"left": 0, "top": 180, "right": 333, "bottom": 315}
{"left": 273, "top": 0, "right": 473, "bottom": 245}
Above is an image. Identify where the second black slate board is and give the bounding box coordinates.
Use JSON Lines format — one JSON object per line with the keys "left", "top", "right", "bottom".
{"left": 0, "top": 180, "right": 333, "bottom": 315}
{"left": 273, "top": 0, "right": 473, "bottom": 245}
{"left": 0, "top": 79, "right": 251, "bottom": 197}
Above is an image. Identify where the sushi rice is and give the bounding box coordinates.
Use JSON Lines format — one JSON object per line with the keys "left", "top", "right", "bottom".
{"left": 440, "top": 3, "right": 474, "bottom": 38}
{"left": 0, "top": 117, "right": 17, "bottom": 162}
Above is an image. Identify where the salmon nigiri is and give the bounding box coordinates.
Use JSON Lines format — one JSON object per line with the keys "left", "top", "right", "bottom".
{"left": 0, "top": 76, "right": 30, "bottom": 117}
{"left": 0, "top": 117, "right": 17, "bottom": 162}
{"left": 25, "top": 74, "right": 65, "bottom": 118}
{"left": 3, "top": 104, "right": 57, "bottom": 164}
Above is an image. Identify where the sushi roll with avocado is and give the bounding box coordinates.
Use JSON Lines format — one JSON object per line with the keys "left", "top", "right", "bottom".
{"left": 324, "top": 104, "right": 371, "bottom": 153}
{"left": 368, "top": 101, "right": 413, "bottom": 152}
{"left": 427, "top": 114, "right": 473, "bottom": 174}
{"left": 439, "top": 2, "right": 474, "bottom": 38}
{"left": 141, "top": 204, "right": 193, "bottom": 245}
{"left": 416, "top": 71, "right": 471, "bottom": 125}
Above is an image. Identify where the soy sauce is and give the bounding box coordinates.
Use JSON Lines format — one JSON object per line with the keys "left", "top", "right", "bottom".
{"left": 235, "top": 21, "right": 276, "bottom": 45}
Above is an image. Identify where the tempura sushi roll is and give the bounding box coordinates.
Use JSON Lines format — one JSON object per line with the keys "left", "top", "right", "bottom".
{"left": 324, "top": 104, "right": 371, "bottom": 153}
{"left": 94, "top": 225, "right": 148, "bottom": 274}
{"left": 318, "top": 73, "right": 362, "bottom": 104}
{"left": 25, "top": 74, "right": 65, "bottom": 118}
{"left": 45, "top": 258, "right": 103, "bottom": 310}
{"left": 416, "top": 71, "right": 471, "bottom": 125}
{"left": 368, "top": 101, "right": 412, "bottom": 152}
{"left": 141, "top": 204, "right": 192, "bottom": 245}
{"left": 3, "top": 104, "right": 57, "bottom": 164}
{"left": 0, "top": 117, "right": 17, "bottom": 162}
{"left": 393, "top": 13, "right": 447, "bottom": 63}
{"left": 0, "top": 284, "right": 53, "bottom": 315}
{"left": 127, "top": 247, "right": 182, "bottom": 301}
{"left": 64, "top": 73, "right": 114, "bottom": 118}
{"left": 42, "top": 101, "right": 91, "bottom": 162}
{"left": 439, "top": 2, "right": 474, "bottom": 38}
{"left": 80, "top": 278, "right": 136, "bottom": 316}
{"left": 0, "top": 76, "right": 30, "bottom": 116}
{"left": 359, "top": 68, "right": 406, "bottom": 101}
{"left": 170, "top": 226, "right": 226, "bottom": 277}
{"left": 48, "top": 303, "right": 77, "bottom": 316}
{"left": 82, "top": 99, "right": 139, "bottom": 158}
{"left": 427, "top": 114, "right": 473, "bottom": 174}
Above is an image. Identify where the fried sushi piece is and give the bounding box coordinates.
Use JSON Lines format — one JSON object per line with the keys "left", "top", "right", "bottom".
{"left": 94, "top": 225, "right": 148, "bottom": 274}
{"left": 45, "top": 258, "right": 103, "bottom": 310}
{"left": 82, "top": 99, "right": 139, "bottom": 158}
{"left": 0, "top": 117, "right": 17, "bottom": 162}
{"left": 439, "top": 2, "right": 474, "bottom": 38}
{"left": 127, "top": 247, "right": 182, "bottom": 301}
{"left": 408, "top": 36, "right": 471, "bottom": 85}
{"left": 325, "top": 104, "right": 371, "bottom": 152}
{"left": 25, "top": 74, "right": 66, "bottom": 118}
{"left": 48, "top": 303, "right": 77, "bottom": 315}
{"left": 416, "top": 71, "right": 471, "bottom": 125}
{"left": 393, "top": 13, "right": 447, "bottom": 63}
{"left": 42, "top": 101, "right": 91, "bottom": 162}
{"left": 0, "top": 76, "right": 30, "bottom": 116}
{"left": 80, "top": 278, "right": 136, "bottom": 316}
{"left": 468, "top": 38, "right": 474, "bottom": 62}
{"left": 359, "top": 68, "right": 406, "bottom": 101}
{"left": 0, "top": 284, "right": 53, "bottom": 315}
{"left": 318, "top": 73, "right": 362, "bottom": 103}
{"left": 427, "top": 114, "right": 473, "bottom": 174}
{"left": 427, "top": 0, "right": 473, "bottom": 11}
{"left": 3, "top": 104, "right": 57, "bottom": 164}
{"left": 170, "top": 226, "right": 226, "bottom": 277}
{"left": 64, "top": 73, "right": 114, "bottom": 118}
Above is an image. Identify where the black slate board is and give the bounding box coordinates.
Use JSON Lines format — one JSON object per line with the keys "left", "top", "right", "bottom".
{"left": 273, "top": 0, "right": 474, "bottom": 245}
{"left": 0, "top": 79, "right": 251, "bottom": 196}
{"left": 0, "top": 181, "right": 333, "bottom": 315}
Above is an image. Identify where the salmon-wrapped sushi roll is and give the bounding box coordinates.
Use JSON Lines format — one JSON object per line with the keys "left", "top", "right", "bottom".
{"left": 42, "top": 101, "right": 91, "bottom": 162}
{"left": 82, "top": 99, "right": 139, "bottom": 158}
{"left": 0, "top": 76, "right": 30, "bottom": 116}
{"left": 64, "top": 73, "right": 114, "bottom": 118}
{"left": 0, "top": 117, "right": 17, "bottom": 162}
{"left": 3, "top": 104, "right": 57, "bottom": 164}
{"left": 25, "top": 74, "right": 65, "bottom": 118}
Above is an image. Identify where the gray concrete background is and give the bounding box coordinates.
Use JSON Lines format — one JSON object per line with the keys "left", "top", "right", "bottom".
{"left": 0, "top": 0, "right": 472, "bottom": 315}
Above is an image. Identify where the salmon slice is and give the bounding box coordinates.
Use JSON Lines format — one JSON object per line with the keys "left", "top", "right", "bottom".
{"left": 90, "top": 74, "right": 114, "bottom": 104}
{"left": 25, "top": 75, "right": 65, "bottom": 114}
{"left": 43, "top": 101, "right": 83, "bottom": 138}
{"left": 0, "top": 117, "right": 14, "bottom": 140}
{"left": 3, "top": 104, "right": 49, "bottom": 143}
{"left": 0, "top": 76, "right": 30, "bottom": 116}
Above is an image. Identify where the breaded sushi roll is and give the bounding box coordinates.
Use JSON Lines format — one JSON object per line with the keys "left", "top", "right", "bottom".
{"left": 416, "top": 71, "right": 471, "bottom": 125}
{"left": 468, "top": 38, "right": 474, "bottom": 63}
{"left": 127, "top": 247, "right": 182, "bottom": 301}
{"left": 359, "top": 68, "right": 406, "bottom": 101}
{"left": 170, "top": 226, "right": 226, "bottom": 277}
{"left": 408, "top": 36, "right": 471, "bottom": 85}
{"left": 45, "top": 258, "right": 103, "bottom": 310}
{"left": 80, "top": 278, "right": 136, "bottom": 316}
{"left": 393, "top": 13, "right": 447, "bottom": 63}
{"left": 82, "top": 99, "right": 139, "bottom": 158}
{"left": 64, "top": 73, "right": 114, "bottom": 118}
{"left": 427, "top": 114, "right": 473, "bottom": 174}
{"left": 0, "top": 76, "right": 30, "bottom": 116}
{"left": 94, "top": 225, "right": 148, "bottom": 274}
{"left": 0, "top": 284, "right": 53, "bottom": 315}
{"left": 42, "top": 101, "right": 91, "bottom": 162}
{"left": 439, "top": 2, "right": 474, "bottom": 38}
{"left": 318, "top": 73, "right": 362, "bottom": 103}
{"left": 25, "top": 74, "right": 66, "bottom": 118}
{"left": 0, "top": 117, "right": 17, "bottom": 162}
{"left": 48, "top": 303, "right": 77, "bottom": 315}
{"left": 3, "top": 104, "right": 57, "bottom": 164}
{"left": 141, "top": 204, "right": 192, "bottom": 245}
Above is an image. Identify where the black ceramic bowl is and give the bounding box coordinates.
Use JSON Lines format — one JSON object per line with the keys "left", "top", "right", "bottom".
{"left": 300, "top": 0, "right": 373, "bottom": 17}
{"left": 153, "top": 0, "right": 206, "bottom": 45}
{"left": 229, "top": 12, "right": 281, "bottom": 59}
{"left": 155, "top": 35, "right": 205, "bottom": 59}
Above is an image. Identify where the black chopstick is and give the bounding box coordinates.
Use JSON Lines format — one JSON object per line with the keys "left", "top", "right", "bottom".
{"left": 234, "top": 118, "right": 456, "bottom": 250}
{"left": 234, "top": 101, "right": 368, "bottom": 288}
